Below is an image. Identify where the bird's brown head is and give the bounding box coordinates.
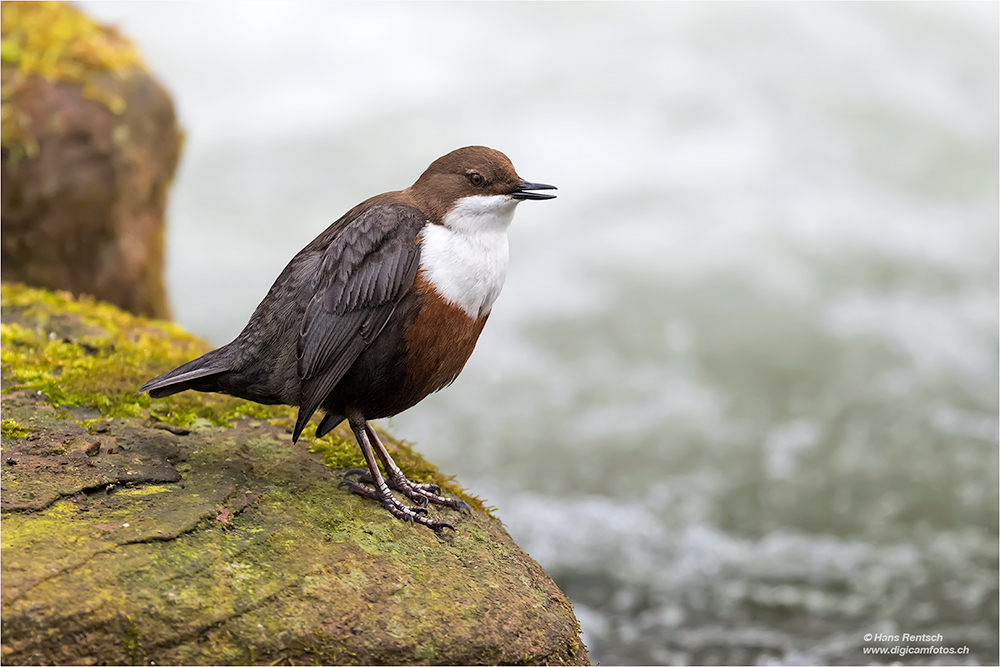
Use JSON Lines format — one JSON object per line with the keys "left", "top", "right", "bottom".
{"left": 409, "top": 146, "right": 556, "bottom": 224}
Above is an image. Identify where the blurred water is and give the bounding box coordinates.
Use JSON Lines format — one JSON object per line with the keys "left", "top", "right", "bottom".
{"left": 82, "top": 3, "right": 999, "bottom": 664}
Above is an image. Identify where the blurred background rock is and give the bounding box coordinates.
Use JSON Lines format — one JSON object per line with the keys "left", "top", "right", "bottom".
{"left": 1, "top": 1, "right": 180, "bottom": 319}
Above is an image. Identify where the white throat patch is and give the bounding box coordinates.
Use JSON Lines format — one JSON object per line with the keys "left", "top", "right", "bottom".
{"left": 419, "top": 194, "right": 517, "bottom": 319}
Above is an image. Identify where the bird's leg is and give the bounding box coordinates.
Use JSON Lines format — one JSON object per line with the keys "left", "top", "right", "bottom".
{"left": 339, "top": 414, "right": 454, "bottom": 531}
{"left": 364, "top": 422, "right": 470, "bottom": 512}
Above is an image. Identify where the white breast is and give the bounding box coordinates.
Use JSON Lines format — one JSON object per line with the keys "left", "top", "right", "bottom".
{"left": 419, "top": 194, "right": 518, "bottom": 319}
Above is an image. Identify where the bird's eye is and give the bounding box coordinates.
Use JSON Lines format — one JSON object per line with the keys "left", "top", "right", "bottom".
{"left": 468, "top": 173, "right": 484, "bottom": 186}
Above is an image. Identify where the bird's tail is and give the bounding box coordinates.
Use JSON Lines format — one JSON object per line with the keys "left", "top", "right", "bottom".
{"left": 140, "top": 348, "right": 230, "bottom": 398}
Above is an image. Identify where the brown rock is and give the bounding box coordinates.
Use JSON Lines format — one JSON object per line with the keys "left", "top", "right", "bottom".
{"left": 1, "top": 1, "right": 182, "bottom": 319}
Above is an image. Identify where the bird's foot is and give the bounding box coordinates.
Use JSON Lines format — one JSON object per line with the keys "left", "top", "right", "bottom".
{"left": 339, "top": 469, "right": 456, "bottom": 531}
{"left": 342, "top": 467, "right": 470, "bottom": 513}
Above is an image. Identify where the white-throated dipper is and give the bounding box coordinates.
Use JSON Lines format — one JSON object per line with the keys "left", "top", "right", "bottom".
{"left": 141, "top": 146, "right": 556, "bottom": 531}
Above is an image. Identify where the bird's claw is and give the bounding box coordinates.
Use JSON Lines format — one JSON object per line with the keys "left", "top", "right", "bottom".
{"left": 340, "top": 469, "right": 458, "bottom": 530}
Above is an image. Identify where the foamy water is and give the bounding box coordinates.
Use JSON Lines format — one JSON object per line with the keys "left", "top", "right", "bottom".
{"left": 82, "top": 3, "right": 999, "bottom": 663}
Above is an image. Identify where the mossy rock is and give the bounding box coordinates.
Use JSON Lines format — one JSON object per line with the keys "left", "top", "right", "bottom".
{"left": 0, "top": 283, "right": 589, "bottom": 666}
{"left": 1, "top": 1, "right": 180, "bottom": 319}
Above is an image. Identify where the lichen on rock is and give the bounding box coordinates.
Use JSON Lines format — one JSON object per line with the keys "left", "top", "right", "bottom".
{"left": 1, "top": 0, "right": 145, "bottom": 157}
{"left": 0, "top": 282, "right": 588, "bottom": 665}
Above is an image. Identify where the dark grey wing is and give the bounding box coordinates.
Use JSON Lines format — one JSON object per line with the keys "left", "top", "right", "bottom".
{"left": 292, "top": 203, "right": 425, "bottom": 440}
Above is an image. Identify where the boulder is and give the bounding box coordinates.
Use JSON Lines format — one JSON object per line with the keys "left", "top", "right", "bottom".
{"left": 0, "top": 283, "right": 589, "bottom": 665}
{"left": 1, "top": 1, "right": 181, "bottom": 319}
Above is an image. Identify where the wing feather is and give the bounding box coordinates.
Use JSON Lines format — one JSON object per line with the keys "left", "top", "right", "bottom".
{"left": 291, "top": 203, "right": 424, "bottom": 440}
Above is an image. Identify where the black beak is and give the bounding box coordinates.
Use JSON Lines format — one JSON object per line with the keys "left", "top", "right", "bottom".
{"left": 511, "top": 180, "right": 557, "bottom": 201}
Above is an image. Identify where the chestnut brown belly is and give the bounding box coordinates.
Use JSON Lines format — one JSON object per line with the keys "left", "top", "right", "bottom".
{"left": 322, "top": 274, "right": 488, "bottom": 419}
{"left": 401, "top": 276, "right": 488, "bottom": 401}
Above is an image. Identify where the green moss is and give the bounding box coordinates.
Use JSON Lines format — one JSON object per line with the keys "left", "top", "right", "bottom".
{"left": 123, "top": 615, "right": 143, "bottom": 666}
{"left": 0, "top": 1, "right": 142, "bottom": 81}
{"left": 1, "top": 1, "right": 146, "bottom": 159}
{"left": 0, "top": 417, "right": 29, "bottom": 438}
{"left": 114, "top": 485, "right": 173, "bottom": 498}
{"left": 227, "top": 401, "right": 274, "bottom": 420}
{"left": 309, "top": 432, "right": 364, "bottom": 470}
{"left": 414, "top": 639, "right": 435, "bottom": 662}
{"left": 0, "top": 282, "right": 298, "bottom": 432}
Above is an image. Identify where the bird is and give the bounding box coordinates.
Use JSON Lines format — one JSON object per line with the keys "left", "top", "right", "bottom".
{"left": 140, "top": 146, "right": 556, "bottom": 530}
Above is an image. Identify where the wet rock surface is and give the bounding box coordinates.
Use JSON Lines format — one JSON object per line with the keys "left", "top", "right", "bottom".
{"left": 0, "top": 283, "right": 588, "bottom": 665}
